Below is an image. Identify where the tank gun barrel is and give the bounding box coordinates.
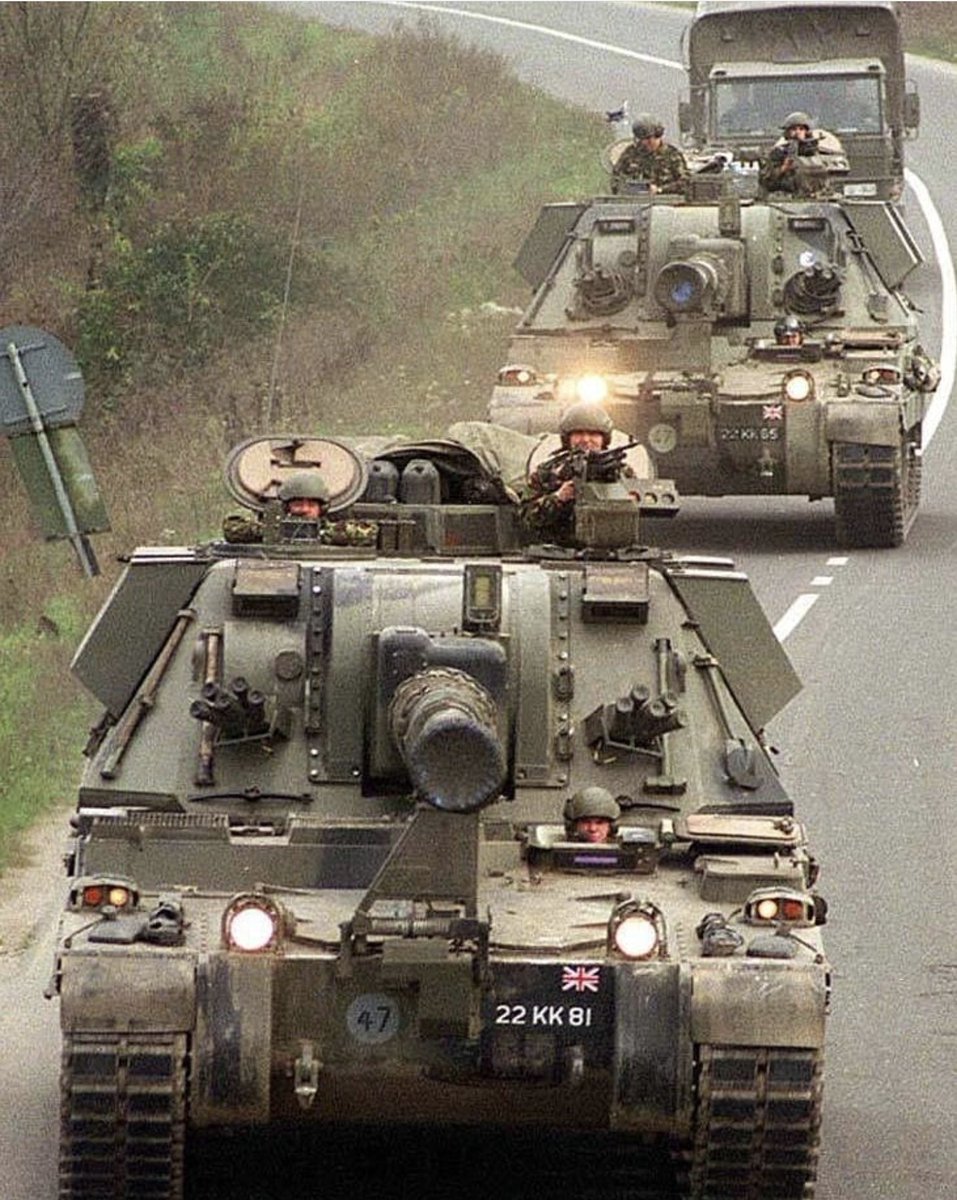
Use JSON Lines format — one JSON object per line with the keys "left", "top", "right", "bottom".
{"left": 388, "top": 668, "right": 505, "bottom": 813}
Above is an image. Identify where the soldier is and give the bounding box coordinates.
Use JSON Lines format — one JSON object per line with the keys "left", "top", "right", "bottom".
{"left": 758, "top": 111, "right": 844, "bottom": 195}
{"left": 612, "top": 113, "right": 689, "bottom": 195}
{"left": 522, "top": 402, "right": 621, "bottom": 544}
{"left": 563, "top": 787, "right": 621, "bottom": 844}
{"left": 774, "top": 315, "right": 805, "bottom": 347}
{"left": 222, "top": 473, "right": 378, "bottom": 546}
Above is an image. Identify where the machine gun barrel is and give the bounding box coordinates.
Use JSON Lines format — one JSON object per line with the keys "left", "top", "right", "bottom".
{"left": 544, "top": 439, "right": 643, "bottom": 485}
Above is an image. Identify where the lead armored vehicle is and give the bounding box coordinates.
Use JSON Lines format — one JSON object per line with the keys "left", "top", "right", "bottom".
{"left": 488, "top": 176, "right": 938, "bottom": 547}
{"left": 52, "top": 428, "right": 827, "bottom": 1199}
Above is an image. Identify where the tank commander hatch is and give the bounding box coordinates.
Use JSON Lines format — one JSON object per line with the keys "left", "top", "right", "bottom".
{"left": 521, "top": 402, "right": 637, "bottom": 545}
{"left": 563, "top": 787, "right": 621, "bottom": 844}
{"left": 758, "top": 111, "right": 844, "bottom": 196}
{"left": 611, "top": 113, "right": 689, "bottom": 196}
{"left": 223, "top": 472, "right": 377, "bottom": 546}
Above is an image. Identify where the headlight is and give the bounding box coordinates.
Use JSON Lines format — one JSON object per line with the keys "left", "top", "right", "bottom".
{"left": 222, "top": 894, "right": 286, "bottom": 952}
{"left": 69, "top": 875, "right": 139, "bottom": 912}
{"left": 783, "top": 370, "right": 814, "bottom": 402}
{"left": 608, "top": 899, "right": 665, "bottom": 960}
{"left": 576, "top": 374, "right": 609, "bottom": 405}
{"left": 497, "top": 363, "right": 537, "bottom": 386}
{"left": 744, "top": 887, "right": 815, "bottom": 927}
{"left": 862, "top": 366, "right": 901, "bottom": 386}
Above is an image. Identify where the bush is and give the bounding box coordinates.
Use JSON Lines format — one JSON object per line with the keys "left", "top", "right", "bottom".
{"left": 74, "top": 211, "right": 339, "bottom": 391}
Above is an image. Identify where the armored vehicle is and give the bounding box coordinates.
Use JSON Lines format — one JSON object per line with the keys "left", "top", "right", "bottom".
{"left": 488, "top": 177, "right": 938, "bottom": 547}
{"left": 52, "top": 428, "right": 827, "bottom": 1199}
{"left": 679, "top": 1, "right": 918, "bottom": 202}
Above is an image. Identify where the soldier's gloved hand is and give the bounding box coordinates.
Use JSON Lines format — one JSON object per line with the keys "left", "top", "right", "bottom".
{"left": 556, "top": 480, "right": 576, "bottom": 503}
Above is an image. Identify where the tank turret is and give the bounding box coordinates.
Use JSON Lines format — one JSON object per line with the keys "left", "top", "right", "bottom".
{"left": 53, "top": 424, "right": 827, "bottom": 1200}
{"left": 490, "top": 182, "right": 937, "bottom": 547}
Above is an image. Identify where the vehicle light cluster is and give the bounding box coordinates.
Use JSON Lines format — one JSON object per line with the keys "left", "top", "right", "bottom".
{"left": 744, "top": 887, "right": 816, "bottom": 927}
{"left": 69, "top": 876, "right": 139, "bottom": 912}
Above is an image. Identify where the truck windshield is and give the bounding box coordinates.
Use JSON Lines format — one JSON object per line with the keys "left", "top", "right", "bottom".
{"left": 714, "top": 76, "right": 883, "bottom": 137}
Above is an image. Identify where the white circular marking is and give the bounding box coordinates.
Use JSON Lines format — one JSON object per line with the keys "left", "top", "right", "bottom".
{"left": 346, "top": 993, "right": 401, "bottom": 1044}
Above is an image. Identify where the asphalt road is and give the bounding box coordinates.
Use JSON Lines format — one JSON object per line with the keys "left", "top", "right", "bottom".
{"left": 2, "top": 4, "right": 955, "bottom": 1198}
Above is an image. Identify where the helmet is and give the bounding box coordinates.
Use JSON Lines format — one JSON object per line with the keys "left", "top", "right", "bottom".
{"left": 774, "top": 314, "right": 805, "bottom": 342}
{"left": 563, "top": 786, "right": 621, "bottom": 830}
{"left": 782, "top": 111, "right": 812, "bottom": 132}
{"left": 631, "top": 112, "right": 665, "bottom": 140}
{"left": 559, "top": 401, "right": 613, "bottom": 447}
{"left": 278, "top": 472, "right": 330, "bottom": 502}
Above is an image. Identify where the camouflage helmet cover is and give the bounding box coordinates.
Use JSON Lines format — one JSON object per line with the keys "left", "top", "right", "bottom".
{"left": 632, "top": 112, "right": 665, "bottom": 139}
{"left": 278, "top": 472, "right": 331, "bottom": 502}
{"left": 782, "top": 111, "right": 813, "bottom": 131}
{"left": 559, "top": 401, "right": 614, "bottom": 447}
{"left": 633, "top": 112, "right": 661, "bottom": 139}
{"left": 564, "top": 786, "right": 621, "bottom": 826}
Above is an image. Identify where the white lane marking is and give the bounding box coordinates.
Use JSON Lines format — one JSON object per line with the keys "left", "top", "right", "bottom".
{"left": 827, "top": 556, "right": 849, "bottom": 566}
{"left": 905, "top": 167, "right": 956, "bottom": 447}
{"left": 385, "top": 1, "right": 680, "bottom": 67}
{"left": 810, "top": 576, "right": 833, "bottom": 586}
{"left": 386, "top": 3, "right": 955, "bottom": 447}
{"left": 774, "top": 594, "right": 819, "bottom": 642}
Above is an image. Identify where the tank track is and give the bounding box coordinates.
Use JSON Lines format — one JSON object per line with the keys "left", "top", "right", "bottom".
{"left": 59, "top": 1032, "right": 188, "bottom": 1200}
{"left": 686, "top": 1044, "right": 824, "bottom": 1199}
{"left": 832, "top": 436, "right": 920, "bottom": 548}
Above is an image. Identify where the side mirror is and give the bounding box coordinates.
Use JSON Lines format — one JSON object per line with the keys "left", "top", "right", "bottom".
{"left": 903, "top": 85, "right": 920, "bottom": 135}
{"left": 678, "top": 99, "right": 692, "bottom": 135}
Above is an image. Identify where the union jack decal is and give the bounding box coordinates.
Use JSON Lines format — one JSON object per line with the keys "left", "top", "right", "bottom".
{"left": 762, "top": 404, "right": 784, "bottom": 421}
{"left": 561, "top": 965, "right": 601, "bottom": 993}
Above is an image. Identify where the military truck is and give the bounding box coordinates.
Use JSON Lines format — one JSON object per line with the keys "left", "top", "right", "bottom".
{"left": 488, "top": 177, "right": 938, "bottom": 547}
{"left": 50, "top": 427, "right": 827, "bottom": 1199}
{"left": 679, "top": 1, "right": 918, "bottom": 201}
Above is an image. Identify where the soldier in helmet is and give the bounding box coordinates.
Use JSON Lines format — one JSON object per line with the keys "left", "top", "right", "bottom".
{"left": 522, "top": 401, "right": 623, "bottom": 544}
{"left": 223, "top": 472, "right": 377, "bottom": 546}
{"left": 774, "top": 314, "right": 805, "bottom": 347}
{"left": 611, "top": 113, "right": 689, "bottom": 195}
{"left": 563, "top": 787, "right": 621, "bottom": 844}
{"left": 758, "top": 111, "right": 844, "bottom": 195}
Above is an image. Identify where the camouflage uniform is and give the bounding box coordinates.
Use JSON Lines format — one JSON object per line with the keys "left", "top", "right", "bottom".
{"left": 222, "top": 513, "right": 378, "bottom": 547}
{"left": 522, "top": 455, "right": 635, "bottom": 545}
{"left": 758, "top": 129, "right": 841, "bottom": 195}
{"left": 613, "top": 142, "right": 689, "bottom": 194}
{"left": 318, "top": 519, "right": 378, "bottom": 547}
{"left": 222, "top": 512, "right": 263, "bottom": 543}
{"left": 522, "top": 458, "right": 577, "bottom": 545}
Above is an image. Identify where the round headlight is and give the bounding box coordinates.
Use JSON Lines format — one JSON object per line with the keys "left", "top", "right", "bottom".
{"left": 576, "top": 374, "right": 609, "bottom": 405}
{"left": 106, "top": 886, "right": 131, "bottom": 908}
{"left": 755, "top": 897, "right": 780, "bottom": 921}
{"left": 613, "top": 914, "right": 659, "bottom": 959}
{"left": 784, "top": 372, "right": 813, "bottom": 402}
{"left": 225, "top": 901, "right": 279, "bottom": 952}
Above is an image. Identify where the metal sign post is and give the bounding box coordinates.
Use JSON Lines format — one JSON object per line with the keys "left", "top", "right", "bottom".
{"left": 0, "top": 325, "right": 109, "bottom": 577}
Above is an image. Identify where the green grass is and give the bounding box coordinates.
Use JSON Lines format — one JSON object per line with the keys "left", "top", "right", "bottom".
{"left": 0, "top": 623, "right": 94, "bottom": 872}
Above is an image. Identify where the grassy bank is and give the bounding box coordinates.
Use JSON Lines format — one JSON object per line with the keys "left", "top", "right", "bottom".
{"left": 0, "top": 5, "right": 604, "bottom": 871}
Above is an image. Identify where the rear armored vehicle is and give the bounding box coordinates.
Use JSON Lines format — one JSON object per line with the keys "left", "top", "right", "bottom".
{"left": 488, "top": 175, "right": 938, "bottom": 547}
{"left": 52, "top": 428, "right": 828, "bottom": 1198}
{"left": 679, "top": 1, "right": 918, "bottom": 202}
